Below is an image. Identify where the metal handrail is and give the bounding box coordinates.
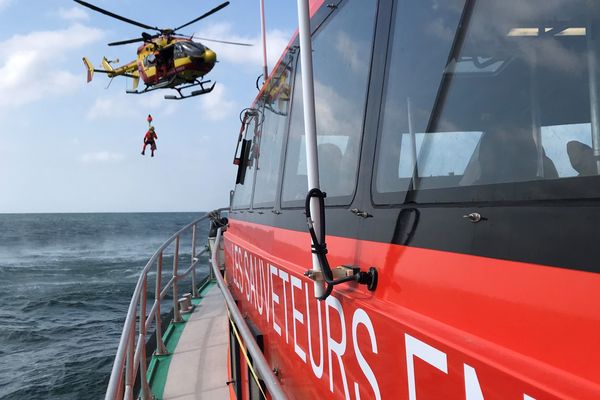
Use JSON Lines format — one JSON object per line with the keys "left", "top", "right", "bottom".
{"left": 105, "top": 210, "right": 225, "bottom": 400}
{"left": 211, "top": 227, "right": 287, "bottom": 400}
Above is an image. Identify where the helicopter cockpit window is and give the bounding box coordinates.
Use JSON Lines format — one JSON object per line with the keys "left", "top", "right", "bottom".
{"left": 143, "top": 53, "right": 156, "bottom": 68}
{"left": 373, "top": 0, "right": 600, "bottom": 204}
{"left": 178, "top": 42, "right": 205, "bottom": 58}
{"left": 173, "top": 43, "right": 185, "bottom": 59}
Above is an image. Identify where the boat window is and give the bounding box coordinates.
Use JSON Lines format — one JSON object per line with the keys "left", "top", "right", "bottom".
{"left": 373, "top": 0, "right": 600, "bottom": 204}
{"left": 232, "top": 116, "right": 259, "bottom": 210}
{"left": 281, "top": 0, "right": 377, "bottom": 206}
{"left": 252, "top": 53, "right": 295, "bottom": 209}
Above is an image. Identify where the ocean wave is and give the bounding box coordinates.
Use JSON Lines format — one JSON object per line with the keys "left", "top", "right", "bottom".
{"left": 0, "top": 212, "right": 209, "bottom": 399}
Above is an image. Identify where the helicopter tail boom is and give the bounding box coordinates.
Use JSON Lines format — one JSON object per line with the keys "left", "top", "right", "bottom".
{"left": 82, "top": 56, "right": 139, "bottom": 88}
{"left": 82, "top": 57, "right": 115, "bottom": 82}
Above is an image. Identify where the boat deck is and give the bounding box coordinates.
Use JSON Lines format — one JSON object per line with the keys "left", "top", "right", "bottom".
{"left": 161, "top": 283, "right": 229, "bottom": 399}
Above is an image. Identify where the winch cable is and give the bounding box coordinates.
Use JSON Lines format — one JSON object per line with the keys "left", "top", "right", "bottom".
{"left": 304, "top": 189, "right": 363, "bottom": 301}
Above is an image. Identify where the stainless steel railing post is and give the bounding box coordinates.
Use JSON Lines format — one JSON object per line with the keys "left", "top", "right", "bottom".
{"left": 106, "top": 210, "right": 227, "bottom": 400}
{"left": 124, "top": 306, "right": 136, "bottom": 400}
{"left": 172, "top": 236, "right": 182, "bottom": 323}
{"left": 154, "top": 252, "right": 167, "bottom": 355}
{"left": 208, "top": 238, "right": 215, "bottom": 281}
{"left": 191, "top": 224, "right": 199, "bottom": 298}
{"left": 139, "top": 277, "right": 152, "bottom": 400}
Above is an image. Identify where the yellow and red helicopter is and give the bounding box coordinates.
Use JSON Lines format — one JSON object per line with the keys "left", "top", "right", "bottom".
{"left": 75, "top": 0, "right": 251, "bottom": 100}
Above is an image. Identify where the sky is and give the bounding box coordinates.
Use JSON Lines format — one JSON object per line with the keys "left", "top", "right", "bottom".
{"left": 0, "top": 0, "right": 298, "bottom": 213}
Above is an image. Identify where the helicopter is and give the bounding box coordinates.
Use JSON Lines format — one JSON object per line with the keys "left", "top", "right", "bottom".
{"left": 75, "top": 0, "right": 251, "bottom": 100}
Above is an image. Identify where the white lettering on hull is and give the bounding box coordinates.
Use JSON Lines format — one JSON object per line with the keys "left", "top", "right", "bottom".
{"left": 352, "top": 308, "right": 381, "bottom": 400}
{"left": 291, "top": 275, "right": 307, "bottom": 362}
{"left": 230, "top": 244, "right": 541, "bottom": 400}
{"left": 305, "top": 282, "right": 324, "bottom": 379}
{"left": 270, "top": 264, "right": 282, "bottom": 336}
{"left": 326, "top": 296, "right": 350, "bottom": 399}
{"left": 464, "top": 364, "right": 484, "bottom": 400}
{"left": 405, "top": 333, "right": 448, "bottom": 400}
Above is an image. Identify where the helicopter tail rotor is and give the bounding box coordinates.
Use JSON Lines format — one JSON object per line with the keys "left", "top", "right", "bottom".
{"left": 82, "top": 57, "right": 95, "bottom": 82}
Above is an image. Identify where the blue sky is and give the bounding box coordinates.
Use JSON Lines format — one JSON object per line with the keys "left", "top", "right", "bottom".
{"left": 0, "top": 0, "right": 297, "bottom": 213}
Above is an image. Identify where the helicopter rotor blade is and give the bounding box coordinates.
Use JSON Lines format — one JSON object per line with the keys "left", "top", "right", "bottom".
{"left": 108, "top": 37, "right": 146, "bottom": 46}
{"left": 194, "top": 37, "right": 253, "bottom": 47}
{"left": 73, "top": 0, "right": 159, "bottom": 31}
{"left": 108, "top": 33, "right": 159, "bottom": 46}
{"left": 174, "top": 1, "right": 230, "bottom": 32}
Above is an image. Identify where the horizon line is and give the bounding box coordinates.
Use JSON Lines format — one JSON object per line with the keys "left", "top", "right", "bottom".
{"left": 0, "top": 210, "right": 210, "bottom": 215}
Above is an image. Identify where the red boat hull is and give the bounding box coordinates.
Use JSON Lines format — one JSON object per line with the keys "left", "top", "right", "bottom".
{"left": 224, "top": 219, "right": 600, "bottom": 400}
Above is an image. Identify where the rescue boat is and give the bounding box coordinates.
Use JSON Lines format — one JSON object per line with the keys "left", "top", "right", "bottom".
{"left": 105, "top": 0, "right": 600, "bottom": 399}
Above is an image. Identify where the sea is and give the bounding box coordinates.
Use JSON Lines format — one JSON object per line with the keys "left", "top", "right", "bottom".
{"left": 0, "top": 212, "right": 211, "bottom": 400}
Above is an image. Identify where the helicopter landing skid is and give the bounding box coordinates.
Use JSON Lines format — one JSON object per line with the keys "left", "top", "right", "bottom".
{"left": 124, "top": 77, "right": 215, "bottom": 100}
{"left": 126, "top": 75, "right": 177, "bottom": 95}
{"left": 163, "top": 80, "right": 216, "bottom": 100}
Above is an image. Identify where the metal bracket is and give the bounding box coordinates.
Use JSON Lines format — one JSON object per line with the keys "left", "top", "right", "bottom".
{"left": 463, "top": 212, "right": 484, "bottom": 223}
{"left": 304, "top": 265, "right": 378, "bottom": 292}
{"left": 350, "top": 208, "right": 372, "bottom": 218}
{"left": 304, "top": 265, "right": 357, "bottom": 281}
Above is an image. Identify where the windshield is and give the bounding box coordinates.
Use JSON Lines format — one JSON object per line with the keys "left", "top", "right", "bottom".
{"left": 177, "top": 41, "right": 206, "bottom": 58}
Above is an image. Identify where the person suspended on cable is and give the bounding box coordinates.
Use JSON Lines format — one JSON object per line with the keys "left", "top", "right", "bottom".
{"left": 141, "top": 126, "right": 158, "bottom": 157}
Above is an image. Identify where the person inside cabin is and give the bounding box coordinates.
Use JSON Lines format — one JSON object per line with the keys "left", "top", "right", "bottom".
{"left": 567, "top": 140, "right": 599, "bottom": 176}
{"left": 460, "top": 107, "right": 558, "bottom": 186}
{"left": 141, "top": 126, "right": 158, "bottom": 157}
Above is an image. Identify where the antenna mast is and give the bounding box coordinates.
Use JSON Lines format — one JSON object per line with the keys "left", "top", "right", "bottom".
{"left": 296, "top": 0, "right": 326, "bottom": 298}
{"left": 260, "top": 0, "right": 269, "bottom": 82}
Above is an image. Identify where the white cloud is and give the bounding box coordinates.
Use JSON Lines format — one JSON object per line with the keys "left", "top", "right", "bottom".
{"left": 314, "top": 79, "right": 362, "bottom": 136}
{"left": 0, "top": 24, "right": 104, "bottom": 109}
{"left": 86, "top": 91, "right": 177, "bottom": 120}
{"left": 335, "top": 31, "right": 367, "bottom": 76}
{"left": 86, "top": 96, "right": 137, "bottom": 120}
{"left": 58, "top": 7, "right": 90, "bottom": 21}
{"left": 80, "top": 151, "right": 124, "bottom": 163}
{"left": 0, "top": 0, "right": 11, "bottom": 11}
{"left": 0, "top": 24, "right": 104, "bottom": 58}
{"left": 194, "top": 23, "right": 291, "bottom": 71}
{"left": 198, "top": 83, "right": 236, "bottom": 121}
